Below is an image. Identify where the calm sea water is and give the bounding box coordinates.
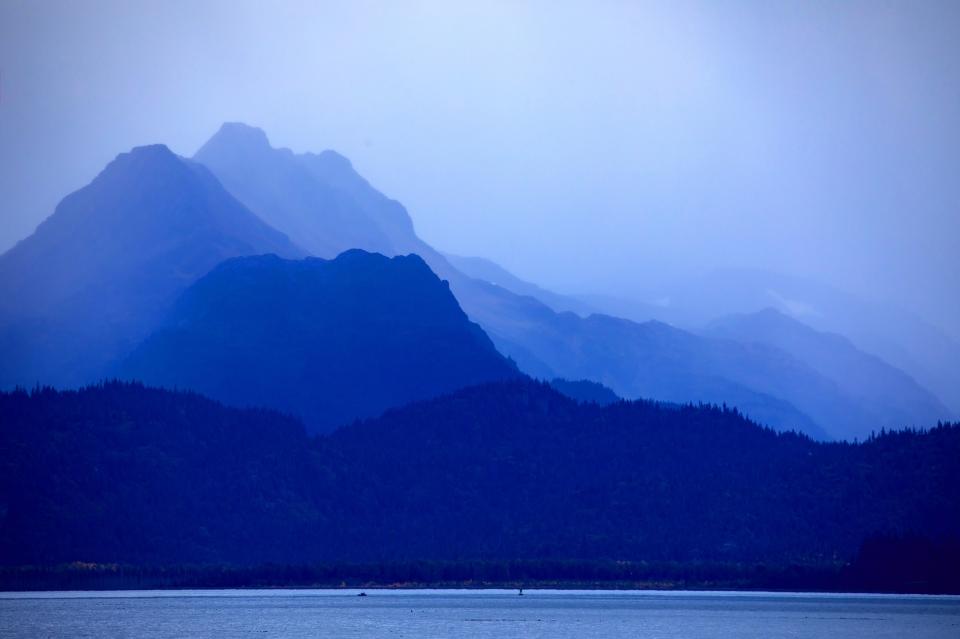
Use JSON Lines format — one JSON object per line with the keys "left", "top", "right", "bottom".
{"left": 1, "top": 589, "right": 958, "bottom": 638}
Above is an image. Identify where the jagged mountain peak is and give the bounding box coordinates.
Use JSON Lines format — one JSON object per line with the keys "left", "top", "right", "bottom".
{"left": 199, "top": 122, "right": 273, "bottom": 155}
{"left": 194, "top": 124, "right": 420, "bottom": 259}
{"left": 0, "top": 140, "right": 302, "bottom": 388}
{"left": 77, "top": 143, "right": 189, "bottom": 193}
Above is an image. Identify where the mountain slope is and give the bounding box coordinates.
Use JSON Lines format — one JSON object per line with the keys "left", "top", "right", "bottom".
{"left": 120, "top": 250, "right": 519, "bottom": 432}
{"left": 0, "top": 144, "right": 302, "bottom": 388}
{"left": 458, "top": 278, "right": 838, "bottom": 439}
{"left": 705, "top": 308, "right": 953, "bottom": 432}
{"left": 2, "top": 380, "right": 957, "bottom": 567}
{"left": 612, "top": 267, "right": 960, "bottom": 415}
{"left": 443, "top": 252, "right": 595, "bottom": 315}
{"left": 193, "top": 123, "right": 589, "bottom": 313}
{"left": 194, "top": 122, "right": 420, "bottom": 259}
{"left": 329, "top": 380, "right": 959, "bottom": 562}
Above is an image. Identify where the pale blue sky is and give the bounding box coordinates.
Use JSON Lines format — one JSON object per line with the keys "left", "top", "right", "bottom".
{"left": 1, "top": 1, "right": 958, "bottom": 335}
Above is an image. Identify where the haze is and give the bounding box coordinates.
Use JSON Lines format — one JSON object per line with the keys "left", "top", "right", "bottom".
{"left": 1, "top": 0, "right": 958, "bottom": 337}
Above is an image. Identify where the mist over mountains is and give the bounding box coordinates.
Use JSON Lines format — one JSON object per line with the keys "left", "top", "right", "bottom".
{"left": 596, "top": 268, "right": 960, "bottom": 416}
{"left": 190, "top": 123, "right": 954, "bottom": 439}
{"left": 705, "top": 308, "right": 950, "bottom": 433}
{"left": 195, "top": 123, "right": 420, "bottom": 259}
{"left": 0, "top": 122, "right": 955, "bottom": 440}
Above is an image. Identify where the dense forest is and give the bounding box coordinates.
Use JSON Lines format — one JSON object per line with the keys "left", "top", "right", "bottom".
{"left": 1, "top": 380, "right": 958, "bottom": 591}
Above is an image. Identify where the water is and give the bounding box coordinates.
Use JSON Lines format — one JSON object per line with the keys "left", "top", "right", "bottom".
{"left": 1, "top": 589, "right": 958, "bottom": 638}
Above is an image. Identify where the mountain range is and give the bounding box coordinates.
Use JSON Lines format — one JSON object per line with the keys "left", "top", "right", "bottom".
{"left": 1, "top": 122, "right": 959, "bottom": 592}
{"left": 191, "top": 123, "right": 956, "bottom": 439}
{"left": 0, "top": 122, "right": 955, "bottom": 441}
{"left": 705, "top": 308, "right": 951, "bottom": 433}
{"left": 585, "top": 267, "right": 960, "bottom": 416}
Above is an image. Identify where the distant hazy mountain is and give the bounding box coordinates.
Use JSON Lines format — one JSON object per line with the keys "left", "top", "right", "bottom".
{"left": 430, "top": 254, "right": 950, "bottom": 437}
{"left": 194, "top": 122, "right": 422, "bottom": 258}
{"left": 120, "top": 250, "right": 519, "bottom": 432}
{"left": 194, "top": 123, "right": 483, "bottom": 300}
{"left": 471, "top": 286, "right": 863, "bottom": 439}
{"left": 595, "top": 268, "right": 960, "bottom": 416}
{"left": 705, "top": 308, "right": 953, "bottom": 432}
{"left": 0, "top": 144, "right": 301, "bottom": 388}
{"left": 3, "top": 380, "right": 958, "bottom": 567}
{"left": 443, "top": 253, "right": 594, "bottom": 315}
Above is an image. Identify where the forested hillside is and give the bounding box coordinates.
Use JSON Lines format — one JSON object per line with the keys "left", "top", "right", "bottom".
{"left": 2, "top": 381, "right": 957, "bottom": 573}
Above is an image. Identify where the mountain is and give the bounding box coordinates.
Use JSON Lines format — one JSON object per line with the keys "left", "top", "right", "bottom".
{"left": 437, "top": 278, "right": 833, "bottom": 437}
{"left": 596, "top": 268, "right": 960, "bottom": 416}
{"left": 120, "top": 250, "right": 519, "bottom": 432}
{"left": 2, "top": 380, "right": 957, "bottom": 568}
{"left": 194, "top": 122, "right": 422, "bottom": 259}
{"left": 474, "top": 290, "right": 876, "bottom": 439}
{"left": 705, "top": 308, "right": 953, "bottom": 432}
{"left": 442, "top": 252, "right": 594, "bottom": 315}
{"left": 194, "top": 123, "right": 591, "bottom": 313}
{"left": 193, "top": 124, "right": 487, "bottom": 309}
{"left": 0, "top": 144, "right": 302, "bottom": 388}
{"left": 429, "top": 258, "right": 934, "bottom": 439}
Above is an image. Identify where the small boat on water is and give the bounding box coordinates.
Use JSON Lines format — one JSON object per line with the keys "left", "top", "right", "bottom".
{"left": 358, "top": 592, "right": 367, "bottom": 597}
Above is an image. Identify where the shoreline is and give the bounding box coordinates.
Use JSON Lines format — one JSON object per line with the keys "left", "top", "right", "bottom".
{"left": 4, "top": 588, "right": 960, "bottom": 598}
{"left": 2, "top": 561, "right": 958, "bottom": 595}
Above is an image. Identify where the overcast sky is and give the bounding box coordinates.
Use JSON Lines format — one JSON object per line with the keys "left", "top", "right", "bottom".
{"left": 1, "top": 1, "right": 958, "bottom": 335}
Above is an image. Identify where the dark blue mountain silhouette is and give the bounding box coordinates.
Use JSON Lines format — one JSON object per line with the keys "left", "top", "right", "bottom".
{"left": 120, "top": 250, "right": 519, "bottom": 432}
{"left": 0, "top": 144, "right": 301, "bottom": 388}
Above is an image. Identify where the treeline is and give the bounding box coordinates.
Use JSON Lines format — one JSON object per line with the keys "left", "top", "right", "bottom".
{"left": 3, "top": 536, "right": 958, "bottom": 593}
{"left": 1, "top": 380, "right": 959, "bottom": 591}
